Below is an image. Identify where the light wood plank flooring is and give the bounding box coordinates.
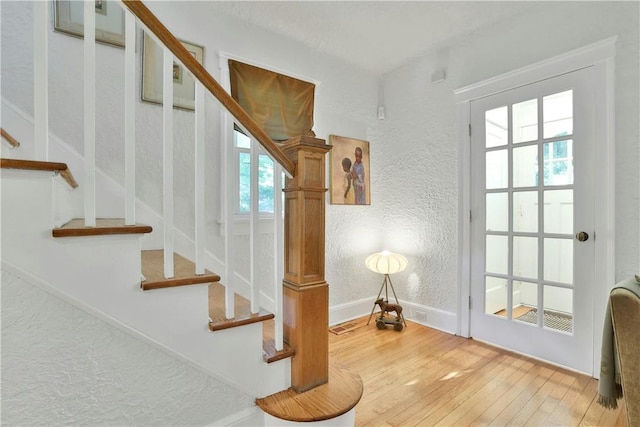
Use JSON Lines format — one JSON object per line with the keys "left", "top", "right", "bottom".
{"left": 329, "top": 317, "right": 627, "bottom": 427}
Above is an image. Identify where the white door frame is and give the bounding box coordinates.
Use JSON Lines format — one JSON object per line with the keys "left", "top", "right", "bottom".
{"left": 455, "top": 37, "right": 616, "bottom": 377}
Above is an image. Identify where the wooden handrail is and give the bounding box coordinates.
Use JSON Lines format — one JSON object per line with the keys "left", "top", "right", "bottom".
{"left": 120, "top": 0, "right": 296, "bottom": 177}
{"left": 0, "top": 130, "right": 79, "bottom": 188}
{"left": 0, "top": 158, "right": 79, "bottom": 188}
{"left": 1, "top": 128, "right": 21, "bottom": 148}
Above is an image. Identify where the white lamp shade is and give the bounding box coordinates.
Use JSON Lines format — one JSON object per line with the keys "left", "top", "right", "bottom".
{"left": 365, "top": 251, "right": 408, "bottom": 274}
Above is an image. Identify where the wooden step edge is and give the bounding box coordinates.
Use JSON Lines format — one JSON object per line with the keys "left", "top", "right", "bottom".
{"left": 141, "top": 274, "right": 220, "bottom": 291}
{"left": 262, "top": 339, "right": 295, "bottom": 364}
{"left": 1, "top": 128, "right": 20, "bottom": 148}
{"left": 141, "top": 250, "right": 220, "bottom": 291}
{"left": 52, "top": 224, "right": 153, "bottom": 237}
{"left": 52, "top": 218, "right": 152, "bottom": 238}
{"left": 1, "top": 157, "right": 68, "bottom": 172}
{"left": 209, "top": 310, "right": 274, "bottom": 332}
{"left": 256, "top": 361, "right": 363, "bottom": 423}
{"left": 1, "top": 158, "right": 79, "bottom": 189}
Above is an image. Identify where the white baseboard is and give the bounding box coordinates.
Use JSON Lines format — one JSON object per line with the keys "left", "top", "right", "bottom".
{"left": 329, "top": 297, "right": 373, "bottom": 326}
{"left": 399, "top": 300, "right": 457, "bottom": 334}
{"left": 209, "top": 406, "right": 264, "bottom": 427}
{"left": 329, "top": 296, "right": 457, "bottom": 335}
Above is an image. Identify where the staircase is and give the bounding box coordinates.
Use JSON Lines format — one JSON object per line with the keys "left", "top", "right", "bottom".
{"left": 1, "top": 134, "right": 294, "bottom": 396}
{"left": 0, "top": 150, "right": 292, "bottom": 396}
{"left": 1, "top": 0, "right": 361, "bottom": 423}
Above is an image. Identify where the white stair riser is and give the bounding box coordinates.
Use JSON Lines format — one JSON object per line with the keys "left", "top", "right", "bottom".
{"left": 2, "top": 171, "right": 140, "bottom": 289}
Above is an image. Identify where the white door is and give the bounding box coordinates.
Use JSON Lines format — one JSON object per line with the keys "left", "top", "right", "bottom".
{"left": 470, "top": 67, "right": 595, "bottom": 373}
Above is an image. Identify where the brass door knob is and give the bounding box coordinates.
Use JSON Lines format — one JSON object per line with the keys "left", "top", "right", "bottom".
{"left": 576, "top": 231, "right": 589, "bottom": 242}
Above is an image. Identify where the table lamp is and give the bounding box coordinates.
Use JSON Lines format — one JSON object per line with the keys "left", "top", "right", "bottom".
{"left": 365, "top": 250, "right": 407, "bottom": 326}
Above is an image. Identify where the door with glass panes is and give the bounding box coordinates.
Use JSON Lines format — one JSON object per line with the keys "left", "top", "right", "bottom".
{"left": 470, "top": 68, "right": 595, "bottom": 373}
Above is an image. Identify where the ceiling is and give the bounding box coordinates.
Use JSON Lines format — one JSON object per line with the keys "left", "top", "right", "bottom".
{"left": 201, "top": 1, "right": 542, "bottom": 76}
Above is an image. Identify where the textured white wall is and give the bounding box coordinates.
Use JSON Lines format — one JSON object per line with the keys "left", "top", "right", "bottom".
{"left": 367, "top": 1, "right": 639, "bottom": 314}
{"left": 1, "top": 270, "right": 254, "bottom": 426}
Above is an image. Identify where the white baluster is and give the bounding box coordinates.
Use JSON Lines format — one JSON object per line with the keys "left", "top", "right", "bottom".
{"left": 223, "top": 114, "right": 235, "bottom": 319}
{"left": 0, "top": 1, "right": 2, "bottom": 131}
{"left": 195, "top": 81, "right": 205, "bottom": 275}
{"left": 163, "top": 48, "right": 174, "bottom": 278}
{"left": 124, "top": 10, "right": 136, "bottom": 225}
{"left": 273, "top": 163, "right": 284, "bottom": 351}
{"left": 33, "top": 1, "right": 48, "bottom": 161}
{"left": 218, "top": 57, "right": 236, "bottom": 319}
{"left": 83, "top": 0, "right": 96, "bottom": 227}
{"left": 250, "top": 140, "right": 259, "bottom": 314}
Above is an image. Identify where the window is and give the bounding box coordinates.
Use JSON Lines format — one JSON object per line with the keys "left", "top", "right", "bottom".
{"left": 234, "top": 129, "right": 275, "bottom": 215}
{"left": 227, "top": 59, "right": 316, "bottom": 216}
{"left": 542, "top": 139, "right": 573, "bottom": 186}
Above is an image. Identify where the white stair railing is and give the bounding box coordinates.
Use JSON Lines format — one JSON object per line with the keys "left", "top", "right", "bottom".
{"left": 29, "top": 0, "right": 288, "bottom": 349}
{"left": 247, "top": 135, "right": 286, "bottom": 343}
{"left": 125, "top": 2, "right": 294, "bottom": 339}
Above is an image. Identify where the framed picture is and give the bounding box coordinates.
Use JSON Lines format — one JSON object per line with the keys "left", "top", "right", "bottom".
{"left": 329, "top": 135, "right": 371, "bottom": 205}
{"left": 141, "top": 32, "right": 204, "bottom": 111}
{"left": 54, "top": 0, "right": 125, "bottom": 48}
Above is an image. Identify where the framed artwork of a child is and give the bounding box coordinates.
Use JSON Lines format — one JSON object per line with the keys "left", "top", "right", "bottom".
{"left": 329, "top": 135, "right": 371, "bottom": 205}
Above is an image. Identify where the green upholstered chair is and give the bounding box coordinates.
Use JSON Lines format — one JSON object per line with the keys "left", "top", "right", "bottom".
{"left": 610, "top": 287, "right": 640, "bottom": 426}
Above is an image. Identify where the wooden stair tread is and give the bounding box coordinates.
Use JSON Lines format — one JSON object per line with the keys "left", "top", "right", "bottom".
{"left": 262, "top": 337, "right": 295, "bottom": 364}
{"left": 208, "top": 286, "right": 294, "bottom": 361}
{"left": 53, "top": 218, "right": 152, "bottom": 237}
{"left": 1, "top": 157, "right": 78, "bottom": 188}
{"left": 141, "top": 250, "right": 220, "bottom": 290}
{"left": 208, "top": 282, "right": 274, "bottom": 331}
{"left": 256, "top": 361, "right": 363, "bottom": 422}
{"left": 141, "top": 251, "right": 293, "bottom": 361}
{"left": 261, "top": 319, "right": 295, "bottom": 363}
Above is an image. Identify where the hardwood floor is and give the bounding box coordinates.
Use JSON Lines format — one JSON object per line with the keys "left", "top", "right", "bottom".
{"left": 329, "top": 317, "right": 627, "bottom": 427}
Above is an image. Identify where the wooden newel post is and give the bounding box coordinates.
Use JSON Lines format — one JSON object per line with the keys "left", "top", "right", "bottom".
{"left": 281, "top": 135, "right": 332, "bottom": 393}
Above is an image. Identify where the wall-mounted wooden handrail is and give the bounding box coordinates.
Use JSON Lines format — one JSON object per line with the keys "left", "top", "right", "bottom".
{"left": 1, "top": 128, "right": 21, "bottom": 148}
{"left": 120, "top": 0, "right": 296, "bottom": 177}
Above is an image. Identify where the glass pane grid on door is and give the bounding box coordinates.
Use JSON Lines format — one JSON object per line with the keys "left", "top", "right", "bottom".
{"left": 484, "top": 90, "right": 575, "bottom": 334}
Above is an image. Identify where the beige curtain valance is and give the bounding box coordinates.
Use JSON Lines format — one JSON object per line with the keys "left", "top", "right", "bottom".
{"left": 229, "top": 60, "right": 315, "bottom": 142}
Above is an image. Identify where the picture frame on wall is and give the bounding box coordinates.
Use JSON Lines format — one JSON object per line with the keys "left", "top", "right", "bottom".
{"left": 141, "top": 32, "right": 204, "bottom": 111}
{"left": 329, "top": 135, "right": 371, "bottom": 205}
{"left": 54, "top": 0, "right": 125, "bottom": 48}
